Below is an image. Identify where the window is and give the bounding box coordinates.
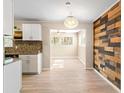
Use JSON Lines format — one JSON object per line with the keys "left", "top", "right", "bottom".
{"left": 51, "top": 36, "right": 73, "bottom": 46}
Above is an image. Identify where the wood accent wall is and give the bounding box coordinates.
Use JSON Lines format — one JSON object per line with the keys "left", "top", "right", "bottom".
{"left": 93, "top": 1, "right": 121, "bottom": 89}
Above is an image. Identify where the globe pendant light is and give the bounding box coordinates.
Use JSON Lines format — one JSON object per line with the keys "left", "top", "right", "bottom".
{"left": 64, "top": 2, "right": 79, "bottom": 29}
{"left": 64, "top": 16, "right": 79, "bottom": 29}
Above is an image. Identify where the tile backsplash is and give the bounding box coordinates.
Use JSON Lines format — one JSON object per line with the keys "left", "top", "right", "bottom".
{"left": 5, "top": 40, "right": 42, "bottom": 55}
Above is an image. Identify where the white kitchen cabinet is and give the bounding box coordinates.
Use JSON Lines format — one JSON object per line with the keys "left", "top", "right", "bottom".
{"left": 3, "top": 0, "right": 14, "bottom": 35}
{"left": 31, "top": 24, "right": 42, "bottom": 40}
{"left": 4, "top": 60, "right": 22, "bottom": 93}
{"left": 22, "top": 24, "right": 32, "bottom": 40}
{"left": 22, "top": 24, "right": 42, "bottom": 40}
{"left": 19, "top": 53, "right": 42, "bottom": 74}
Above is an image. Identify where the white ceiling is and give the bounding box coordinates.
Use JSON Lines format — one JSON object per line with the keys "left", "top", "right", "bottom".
{"left": 14, "top": 0, "right": 118, "bottom": 22}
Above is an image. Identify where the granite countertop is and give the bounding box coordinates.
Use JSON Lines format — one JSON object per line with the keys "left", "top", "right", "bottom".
{"left": 5, "top": 53, "right": 19, "bottom": 55}
{"left": 4, "top": 58, "right": 21, "bottom": 66}
{"left": 5, "top": 50, "right": 41, "bottom": 55}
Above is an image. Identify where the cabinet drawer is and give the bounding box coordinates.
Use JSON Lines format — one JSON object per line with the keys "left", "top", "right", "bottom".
{"left": 20, "top": 55, "right": 37, "bottom": 60}
{"left": 19, "top": 55, "right": 30, "bottom": 59}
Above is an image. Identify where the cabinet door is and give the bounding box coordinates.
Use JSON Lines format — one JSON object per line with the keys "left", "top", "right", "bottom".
{"left": 28, "top": 55, "right": 38, "bottom": 72}
{"left": 20, "top": 55, "right": 30, "bottom": 73}
{"left": 4, "top": 61, "right": 21, "bottom": 93}
{"left": 22, "top": 59, "right": 29, "bottom": 73}
{"left": 31, "top": 24, "right": 42, "bottom": 40}
{"left": 20, "top": 55, "right": 38, "bottom": 73}
{"left": 3, "top": 0, "right": 13, "bottom": 35}
{"left": 22, "top": 24, "right": 32, "bottom": 40}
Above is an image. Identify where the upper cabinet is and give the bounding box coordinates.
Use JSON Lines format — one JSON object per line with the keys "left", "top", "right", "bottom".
{"left": 3, "top": 0, "right": 14, "bottom": 35}
{"left": 22, "top": 24, "right": 42, "bottom": 40}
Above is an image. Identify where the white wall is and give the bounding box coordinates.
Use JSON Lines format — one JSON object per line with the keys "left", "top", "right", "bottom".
{"left": 85, "top": 23, "right": 93, "bottom": 68}
{"left": 42, "top": 26, "right": 50, "bottom": 69}
{"left": 14, "top": 21, "right": 93, "bottom": 69}
{"left": 78, "top": 30, "right": 86, "bottom": 65}
{"left": 50, "top": 32, "right": 78, "bottom": 58}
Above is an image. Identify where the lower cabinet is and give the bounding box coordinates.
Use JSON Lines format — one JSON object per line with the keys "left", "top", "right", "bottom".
{"left": 4, "top": 60, "right": 22, "bottom": 93}
{"left": 19, "top": 53, "right": 42, "bottom": 74}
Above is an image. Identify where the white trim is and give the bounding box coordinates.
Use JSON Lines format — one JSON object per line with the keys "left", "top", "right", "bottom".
{"left": 93, "top": 0, "right": 120, "bottom": 22}
{"left": 42, "top": 68, "right": 50, "bottom": 71}
{"left": 50, "top": 56, "right": 78, "bottom": 59}
{"left": 78, "top": 57, "right": 87, "bottom": 69}
{"left": 85, "top": 68, "right": 93, "bottom": 70}
{"left": 78, "top": 57, "right": 85, "bottom": 64}
{"left": 93, "top": 69, "right": 121, "bottom": 92}
{"left": 14, "top": 20, "right": 91, "bottom": 24}
{"left": 15, "top": 20, "right": 46, "bottom": 23}
{"left": 78, "top": 57, "right": 83, "bottom": 63}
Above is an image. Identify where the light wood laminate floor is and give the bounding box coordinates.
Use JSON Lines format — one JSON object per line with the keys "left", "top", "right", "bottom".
{"left": 22, "top": 59, "right": 119, "bottom": 93}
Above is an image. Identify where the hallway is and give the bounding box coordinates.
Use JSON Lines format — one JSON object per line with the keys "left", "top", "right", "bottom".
{"left": 22, "top": 59, "right": 119, "bottom": 93}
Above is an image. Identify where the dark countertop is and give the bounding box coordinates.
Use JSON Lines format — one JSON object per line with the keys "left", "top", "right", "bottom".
{"left": 5, "top": 53, "right": 19, "bottom": 55}
{"left": 5, "top": 51, "right": 42, "bottom": 55}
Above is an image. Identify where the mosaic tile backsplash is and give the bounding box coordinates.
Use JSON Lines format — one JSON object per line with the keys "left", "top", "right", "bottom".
{"left": 5, "top": 40, "right": 42, "bottom": 55}
{"left": 93, "top": 2, "right": 121, "bottom": 89}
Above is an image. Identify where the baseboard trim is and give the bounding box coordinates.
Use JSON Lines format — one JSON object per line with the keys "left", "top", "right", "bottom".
{"left": 85, "top": 67, "right": 93, "bottom": 70}
{"left": 78, "top": 57, "right": 85, "bottom": 65}
{"left": 42, "top": 68, "right": 50, "bottom": 71}
{"left": 93, "top": 69, "right": 121, "bottom": 92}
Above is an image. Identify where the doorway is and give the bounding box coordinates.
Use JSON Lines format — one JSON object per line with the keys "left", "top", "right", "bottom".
{"left": 50, "top": 29, "right": 86, "bottom": 70}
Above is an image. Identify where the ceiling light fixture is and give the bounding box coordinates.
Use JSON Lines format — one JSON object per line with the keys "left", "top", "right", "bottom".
{"left": 64, "top": 1, "right": 79, "bottom": 29}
